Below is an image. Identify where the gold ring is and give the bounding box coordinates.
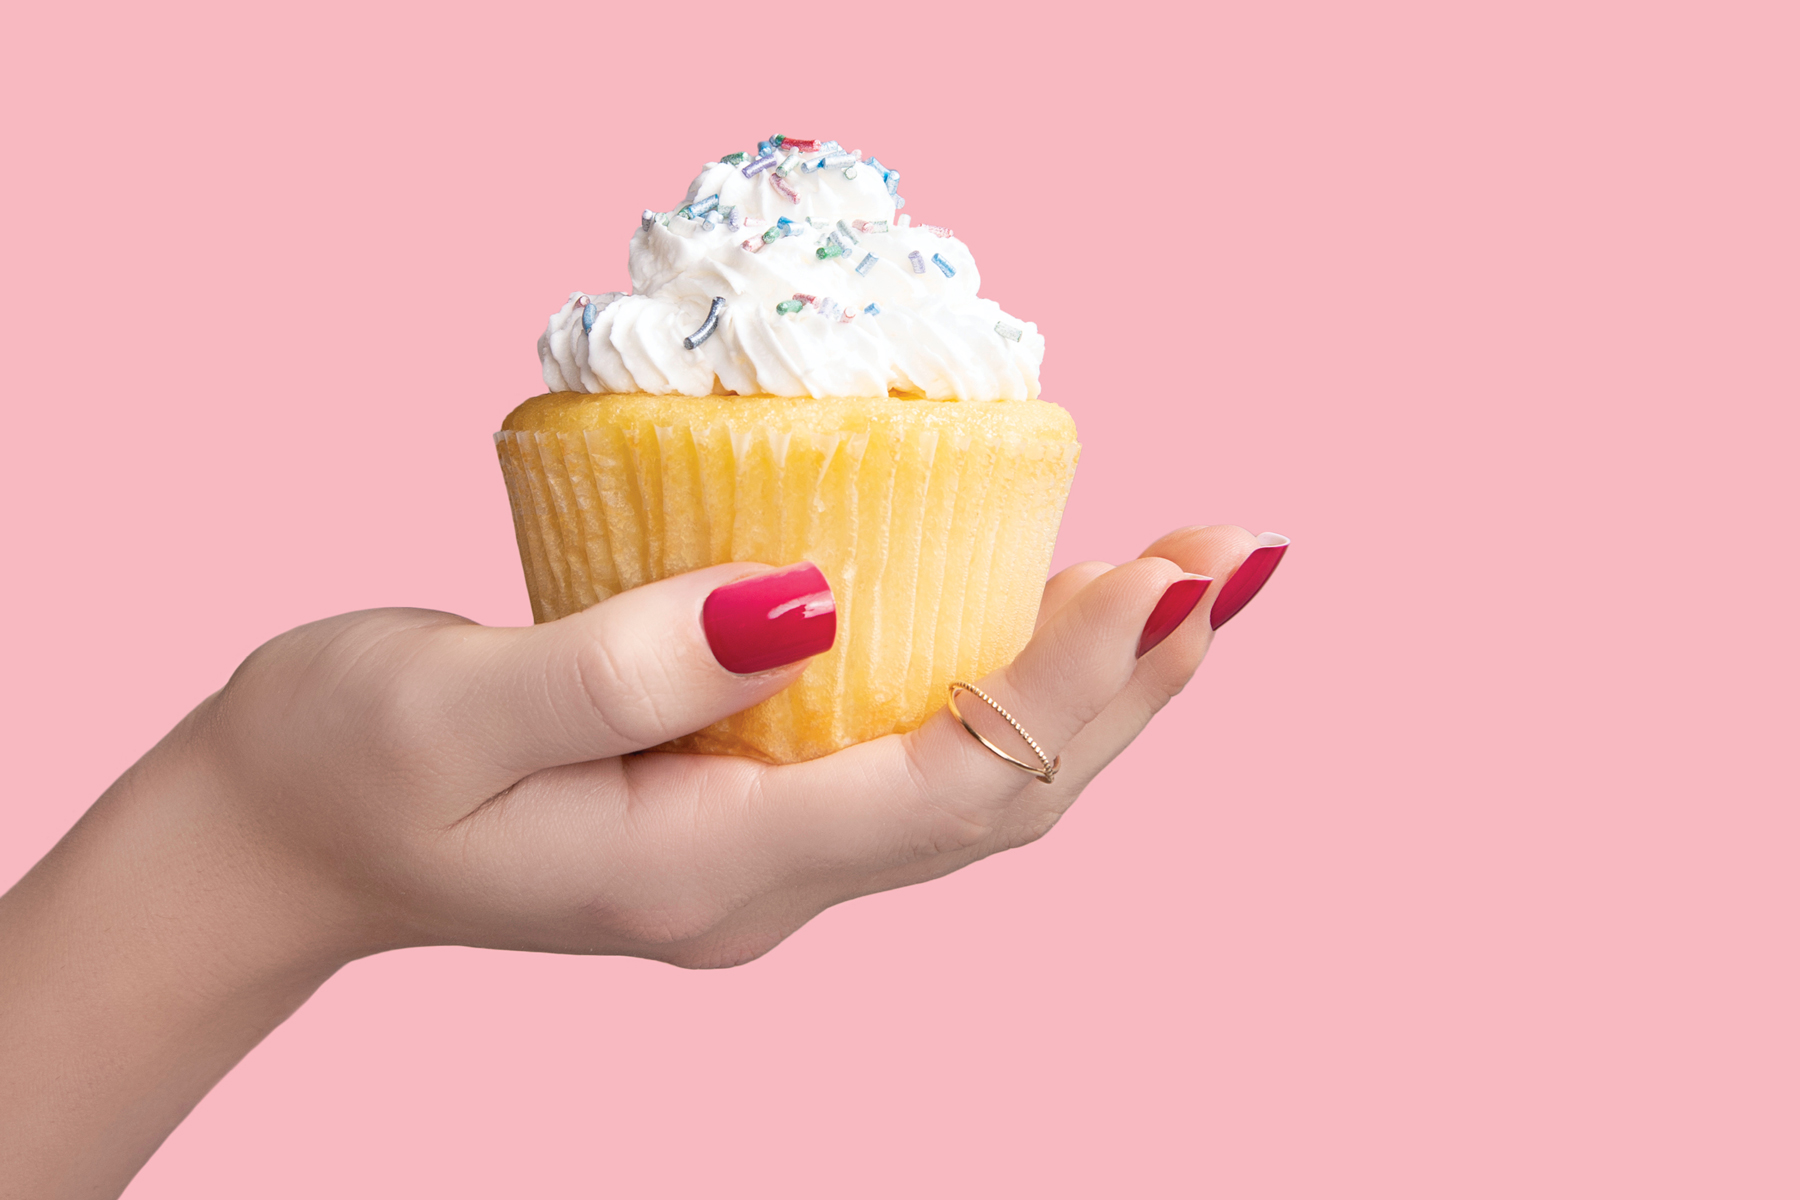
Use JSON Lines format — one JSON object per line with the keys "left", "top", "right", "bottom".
{"left": 945, "top": 682, "right": 1060, "bottom": 784}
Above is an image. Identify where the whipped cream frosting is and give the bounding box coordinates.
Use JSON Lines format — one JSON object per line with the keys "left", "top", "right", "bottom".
{"left": 538, "top": 138, "right": 1044, "bottom": 400}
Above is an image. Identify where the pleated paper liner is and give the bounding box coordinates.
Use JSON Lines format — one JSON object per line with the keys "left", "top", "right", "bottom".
{"left": 495, "top": 393, "right": 1079, "bottom": 764}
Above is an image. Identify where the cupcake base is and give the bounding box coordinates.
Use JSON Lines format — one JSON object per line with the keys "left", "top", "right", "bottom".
{"left": 496, "top": 392, "right": 1079, "bottom": 764}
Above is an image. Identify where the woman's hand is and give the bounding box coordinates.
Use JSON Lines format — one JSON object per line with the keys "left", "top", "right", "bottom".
{"left": 0, "top": 524, "right": 1285, "bottom": 1198}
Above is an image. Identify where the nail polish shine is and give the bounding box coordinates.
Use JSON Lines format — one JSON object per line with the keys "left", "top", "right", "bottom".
{"left": 701, "top": 562, "right": 837, "bottom": 674}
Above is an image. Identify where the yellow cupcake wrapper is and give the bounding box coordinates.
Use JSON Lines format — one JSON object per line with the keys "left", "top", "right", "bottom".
{"left": 496, "top": 403, "right": 1078, "bottom": 764}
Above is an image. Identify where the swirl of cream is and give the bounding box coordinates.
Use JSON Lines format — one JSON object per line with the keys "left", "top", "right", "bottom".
{"left": 538, "top": 142, "right": 1044, "bottom": 400}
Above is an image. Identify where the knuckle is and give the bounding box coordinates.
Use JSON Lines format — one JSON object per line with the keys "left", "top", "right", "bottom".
{"left": 569, "top": 633, "right": 677, "bottom": 746}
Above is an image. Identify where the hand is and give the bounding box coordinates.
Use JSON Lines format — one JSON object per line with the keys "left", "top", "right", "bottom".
{"left": 0, "top": 524, "right": 1285, "bottom": 1198}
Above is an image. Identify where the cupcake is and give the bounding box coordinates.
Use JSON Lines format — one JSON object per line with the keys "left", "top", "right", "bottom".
{"left": 497, "top": 135, "right": 1078, "bottom": 763}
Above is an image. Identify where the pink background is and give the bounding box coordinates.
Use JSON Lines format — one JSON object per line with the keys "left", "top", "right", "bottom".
{"left": 3, "top": 1, "right": 1794, "bottom": 1195}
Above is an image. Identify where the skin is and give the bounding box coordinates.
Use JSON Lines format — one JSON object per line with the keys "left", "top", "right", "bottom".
{"left": 0, "top": 524, "right": 1267, "bottom": 1200}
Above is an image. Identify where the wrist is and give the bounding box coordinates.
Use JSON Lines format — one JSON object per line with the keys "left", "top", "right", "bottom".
{"left": 0, "top": 704, "right": 359, "bottom": 1197}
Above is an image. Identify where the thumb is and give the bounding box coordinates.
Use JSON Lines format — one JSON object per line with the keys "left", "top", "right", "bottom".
{"left": 431, "top": 561, "right": 835, "bottom": 774}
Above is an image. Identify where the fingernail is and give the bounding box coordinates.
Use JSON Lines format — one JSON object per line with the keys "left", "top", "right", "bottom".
{"left": 1210, "top": 533, "right": 1290, "bottom": 629}
{"left": 1138, "top": 575, "right": 1213, "bottom": 657}
{"left": 702, "top": 562, "right": 837, "bottom": 674}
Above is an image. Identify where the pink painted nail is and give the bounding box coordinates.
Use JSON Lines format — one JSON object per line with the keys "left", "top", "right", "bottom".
{"left": 1138, "top": 575, "right": 1213, "bottom": 657}
{"left": 1210, "top": 533, "right": 1290, "bottom": 629}
{"left": 702, "top": 562, "right": 837, "bottom": 674}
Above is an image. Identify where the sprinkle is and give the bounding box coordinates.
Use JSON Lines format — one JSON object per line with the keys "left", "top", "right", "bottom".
{"left": 776, "top": 299, "right": 805, "bottom": 315}
{"left": 841, "top": 307, "right": 857, "bottom": 323}
{"left": 894, "top": 195, "right": 906, "bottom": 211}
{"left": 817, "top": 297, "right": 843, "bottom": 320}
{"left": 792, "top": 293, "right": 816, "bottom": 304}
{"left": 864, "top": 302, "right": 881, "bottom": 316}
{"left": 919, "top": 224, "right": 953, "bottom": 238}
{"left": 908, "top": 250, "right": 927, "bottom": 274}
{"left": 683, "top": 297, "right": 725, "bottom": 350}
{"left": 843, "top": 166, "right": 858, "bottom": 179}
{"left": 855, "top": 252, "right": 878, "bottom": 275}
{"left": 995, "top": 321, "right": 1022, "bottom": 342}
{"left": 819, "top": 140, "right": 843, "bottom": 153}
{"left": 741, "top": 237, "right": 765, "bottom": 253}
{"left": 641, "top": 209, "right": 658, "bottom": 231}
{"left": 835, "top": 220, "right": 860, "bottom": 245}
{"left": 781, "top": 138, "right": 820, "bottom": 152}
{"left": 761, "top": 227, "right": 782, "bottom": 244}
{"left": 799, "top": 156, "right": 825, "bottom": 174}
{"left": 741, "top": 153, "right": 778, "bottom": 177}
{"left": 932, "top": 252, "right": 956, "bottom": 277}
{"left": 723, "top": 206, "right": 742, "bottom": 231}
{"left": 776, "top": 152, "right": 802, "bottom": 176}
{"left": 866, "top": 156, "right": 887, "bottom": 176}
{"left": 885, "top": 172, "right": 901, "bottom": 196}
{"left": 581, "top": 301, "right": 598, "bottom": 332}
{"left": 690, "top": 194, "right": 721, "bottom": 218}
{"left": 719, "top": 151, "right": 749, "bottom": 166}
{"left": 816, "top": 240, "right": 845, "bottom": 260}
{"left": 853, "top": 219, "right": 890, "bottom": 234}
{"left": 757, "top": 139, "right": 777, "bottom": 156}
{"left": 777, "top": 216, "right": 801, "bottom": 235}
{"left": 700, "top": 218, "right": 715, "bottom": 232}
{"left": 818, "top": 151, "right": 857, "bottom": 169}
{"left": 769, "top": 173, "right": 799, "bottom": 202}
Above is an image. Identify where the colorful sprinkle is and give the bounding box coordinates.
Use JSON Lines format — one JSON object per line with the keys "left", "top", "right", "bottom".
{"left": 742, "top": 153, "right": 778, "bottom": 177}
{"left": 853, "top": 219, "right": 891, "bottom": 234}
{"left": 770, "top": 173, "right": 799, "bottom": 202}
{"left": 761, "top": 227, "right": 782, "bottom": 244}
{"left": 793, "top": 293, "right": 816, "bottom": 304}
{"left": 864, "top": 302, "right": 881, "bottom": 316}
{"left": 919, "top": 224, "right": 953, "bottom": 238}
{"left": 641, "top": 209, "right": 658, "bottom": 231}
{"left": 723, "top": 206, "right": 742, "bottom": 231}
{"left": 683, "top": 297, "right": 725, "bottom": 349}
{"left": 690, "top": 194, "right": 721, "bottom": 218}
{"left": 741, "top": 237, "right": 765, "bottom": 253}
{"left": 842, "top": 166, "right": 858, "bottom": 179}
{"left": 835, "top": 220, "right": 860, "bottom": 245}
{"left": 818, "top": 297, "right": 843, "bottom": 320}
{"left": 995, "top": 321, "right": 1022, "bottom": 342}
{"left": 776, "top": 299, "right": 805, "bottom": 315}
{"left": 757, "top": 139, "right": 777, "bottom": 156}
{"left": 776, "top": 152, "right": 802, "bottom": 176}
{"left": 719, "top": 151, "right": 749, "bottom": 166}
{"left": 781, "top": 138, "right": 820, "bottom": 152}
{"left": 932, "top": 253, "right": 956, "bottom": 278}
{"left": 909, "top": 250, "right": 927, "bottom": 273}
{"left": 855, "top": 253, "right": 879, "bottom": 275}
{"left": 893, "top": 195, "right": 906, "bottom": 210}
{"left": 818, "top": 151, "right": 856, "bottom": 169}
{"left": 816, "top": 240, "right": 845, "bottom": 260}
{"left": 581, "top": 301, "right": 598, "bottom": 332}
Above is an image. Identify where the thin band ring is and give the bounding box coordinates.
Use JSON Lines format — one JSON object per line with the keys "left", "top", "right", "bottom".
{"left": 945, "top": 682, "right": 1060, "bottom": 784}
